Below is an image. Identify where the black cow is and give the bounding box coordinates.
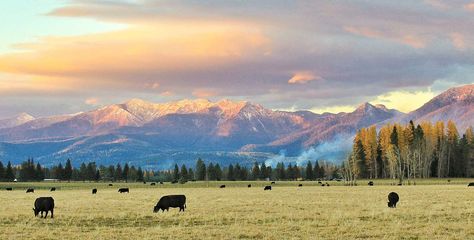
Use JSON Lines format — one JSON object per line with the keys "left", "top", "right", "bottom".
{"left": 368, "top": 181, "right": 374, "bottom": 186}
{"left": 298, "top": 184, "right": 303, "bottom": 187}
{"left": 220, "top": 185, "right": 226, "bottom": 188}
{"left": 26, "top": 188, "right": 34, "bottom": 193}
{"left": 33, "top": 197, "right": 54, "bottom": 218}
{"left": 6, "top": 188, "right": 12, "bottom": 191}
{"left": 248, "top": 184, "right": 251, "bottom": 188}
{"left": 468, "top": 182, "right": 474, "bottom": 187}
{"left": 50, "top": 187, "right": 56, "bottom": 191}
{"left": 388, "top": 192, "right": 399, "bottom": 208}
{"left": 264, "top": 186, "right": 272, "bottom": 191}
{"left": 271, "top": 181, "right": 276, "bottom": 184}
{"left": 118, "top": 188, "right": 129, "bottom": 193}
{"left": 108, "top": 184, "right": 113, "bottom": 186}
{"left": 92, "top": 188, "right": 97, "bottom": 194}
{"left": 154, "top": 195, "right": 186, "bottom": 212}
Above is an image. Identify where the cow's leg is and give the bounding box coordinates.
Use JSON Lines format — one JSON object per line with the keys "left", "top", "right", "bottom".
{"left": 51, "top": 209, "right": 54, "bottom": 218}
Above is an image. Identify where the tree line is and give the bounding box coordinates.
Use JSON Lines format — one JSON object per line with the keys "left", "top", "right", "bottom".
{"left": 344, "top": 120, "right": 474, "bottom": 184}
{"left": 0, "top": 158, "right": 340, "bottom": 182}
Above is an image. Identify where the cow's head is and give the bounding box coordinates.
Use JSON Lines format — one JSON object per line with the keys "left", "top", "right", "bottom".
{"left": 33, "top": 208, "right": 39, "bottom": 216}
{"left": 153, "top": 205, "right": 160, "bottom": 213}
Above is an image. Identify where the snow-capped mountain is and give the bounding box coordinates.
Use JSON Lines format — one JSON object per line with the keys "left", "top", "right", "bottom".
{"left": 0, "top": 113, "right": 35, "bottom": 129}
{"left": 0, "top": 84, "right": 473, "bottom": 168}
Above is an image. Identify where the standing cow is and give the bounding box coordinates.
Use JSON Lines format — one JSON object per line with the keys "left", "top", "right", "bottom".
{"left": 154, "top": 195, "right": 186, "bottom": 212}
{"left": 388, "top": 192, "right": 399, "bottom": 208}
{"left": 33, "top": 197, "right": 55, "bottom": 218}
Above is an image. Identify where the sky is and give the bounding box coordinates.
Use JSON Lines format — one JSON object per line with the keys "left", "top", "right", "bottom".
{"left": 0, "top": 0, "right": 474, "bottom": 118}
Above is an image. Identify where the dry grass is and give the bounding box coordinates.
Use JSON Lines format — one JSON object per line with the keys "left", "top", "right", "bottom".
{"left": 0, "top": 180, "right": 473, "bottom": 239}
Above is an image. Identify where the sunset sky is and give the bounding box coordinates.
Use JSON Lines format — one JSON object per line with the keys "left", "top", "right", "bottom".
{"left": 1, "top": 0, "right": 474, "bottom": 118}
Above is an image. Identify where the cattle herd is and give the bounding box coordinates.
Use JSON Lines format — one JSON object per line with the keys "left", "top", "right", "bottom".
{"left": 2, "top": 181, "right": 473, "bottom": 219}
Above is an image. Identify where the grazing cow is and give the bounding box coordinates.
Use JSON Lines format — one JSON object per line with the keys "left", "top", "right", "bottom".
{"left": 298, "top": 184, "right": 303, "bottom": 187}
{"left": 264, "top": 186, "right": 272, "bottom": 191}
{"left": 33, "top": 197, "right": 54, "bottom": 218}
{"left": 271, "top": 181, "right": 276, "bottom": 184}
{"left": 154, "top": 195, "right": 186, "bottom": 213}
{"left": 108, "top": 184, "right": 113, "bottom": 186}
{"left": 387, "top": 192, "right": 399, "bottom": 208}
{"left": 468, "top": 182, "right": 474, "bottom": 187}
{"left": 150, "top": 183, "right": 156, "bottom": 186}
{"left": 6, "top": 188, "right": 12, "bottom": 191}
{"left": 50, "top": 187, "right": 56, "bottom": 191}
{"left": 248, "top": 184, "right": 251, "bottom": 188}
{"left": 26, "top": 188, "right": 34, "bottom": 193}
{"left": 368, "top": 181, "right": 374, "bottom": 186}
{"left": 118, "top": 188, "right": 129, "bottom": 193}
{"left": 220, "top": 185, "right": 226, "bottom": 188}
{"left": 92, "top": 189, "right": 97, "bottom": 194}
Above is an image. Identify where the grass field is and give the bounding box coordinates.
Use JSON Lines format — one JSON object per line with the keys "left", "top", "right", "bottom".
{"left": 1, "top": 179, "right": 473, "bottom": 239}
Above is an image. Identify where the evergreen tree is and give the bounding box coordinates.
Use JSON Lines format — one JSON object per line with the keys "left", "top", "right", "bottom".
{"left": 56, "top": 163, "right": 65, "bottom": 180}
{"left": 180, "top": 164, "right": 188, "bottom": 183}
{"left": 196, "top": 158, "right": 206, "bottom": 181}
{"left": 227, "top": 164, "right": 235, "bottom": 181}
{"left": 173, "top": 164, "right": 180, "bottom": 182}
{"left": 115, "top": 164, "right": 122, "bottom": 181}
{"left": 251, "top": 162, "right": 260, "bottom": 180}
{"left": 137, "top": 167, "right": 144, "bottom": 182}
{"left": 64, "top": 159, "right": 73, "bottom": 181}
{"left": 0, "top": 161, "right": 4, "bottom": 180}
{"left": 305, "top": 161, "right": 313, "bottom": 180}
{"left": 123, "top": 163, "right": 130, "bottom": 182}
{"left": 5, "top": 161, "right": 15, "bottom": 181}
{"left": 215, "top": 164, "right": 222, "bottom": 181}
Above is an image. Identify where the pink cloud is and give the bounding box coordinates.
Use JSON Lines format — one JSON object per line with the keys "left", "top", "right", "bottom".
{"left": 288, "top": 71, "right": 322, "bottom": 84}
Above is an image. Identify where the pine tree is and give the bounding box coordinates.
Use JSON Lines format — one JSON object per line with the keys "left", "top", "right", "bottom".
{"left": 227, "top": 164, "right": 235, "bottom": 181}
{"left": 64, "top": 159, "right": 73, "bottom": 181}
{"left": 123, "top": 163, "right": 130, "bottom": 182}
{"left": 115, "top": 164, "right": 122, "bottom": 181}
{"left": 196, "top": 158, "right": 206, "bottom": 181}
{"left": 180, "top": 164, "right": 188, "bottom": 183}
{"left": 306, "top": 161, "right": 313, "bottom": 180}
{"left": 5, "top": 161, "right": 15, "bottom": 181}
{"left": 251, "top": 162, "right": 260, "bottom": 180}
{"left": 0, "top": 161, "right": 4, "bottom": 180}
{"left": 173, "top": 164, "right": 180, "bottom": 182}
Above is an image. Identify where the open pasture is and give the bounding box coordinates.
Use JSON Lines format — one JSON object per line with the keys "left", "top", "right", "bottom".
{"left": 0, "top": 179, "right": 473, "bottom": 239}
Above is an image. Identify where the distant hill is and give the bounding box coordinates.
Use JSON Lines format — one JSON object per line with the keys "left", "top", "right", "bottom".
{"left": 0, "top": 84, "right": 473, "bottom": 169}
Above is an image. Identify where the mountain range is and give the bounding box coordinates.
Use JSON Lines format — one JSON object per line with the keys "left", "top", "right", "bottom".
{"left": 0, "top": 84, "right": 473, "bottom": 169}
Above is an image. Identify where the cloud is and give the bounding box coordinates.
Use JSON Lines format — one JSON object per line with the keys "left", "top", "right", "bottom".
{"left": 85, "top": 97, "right": 99, "bottom": 106}
{"left": 464, "top": 3, "right": 474, "bottom": 11}
{"left": 450, "top": 32, "right": 466, "bottom": 50}
{"left": 288, "top": 71, "right": 322, "bottom": 84}
{"left": 344, "top": 26, "right": 427, "bottom": 49}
